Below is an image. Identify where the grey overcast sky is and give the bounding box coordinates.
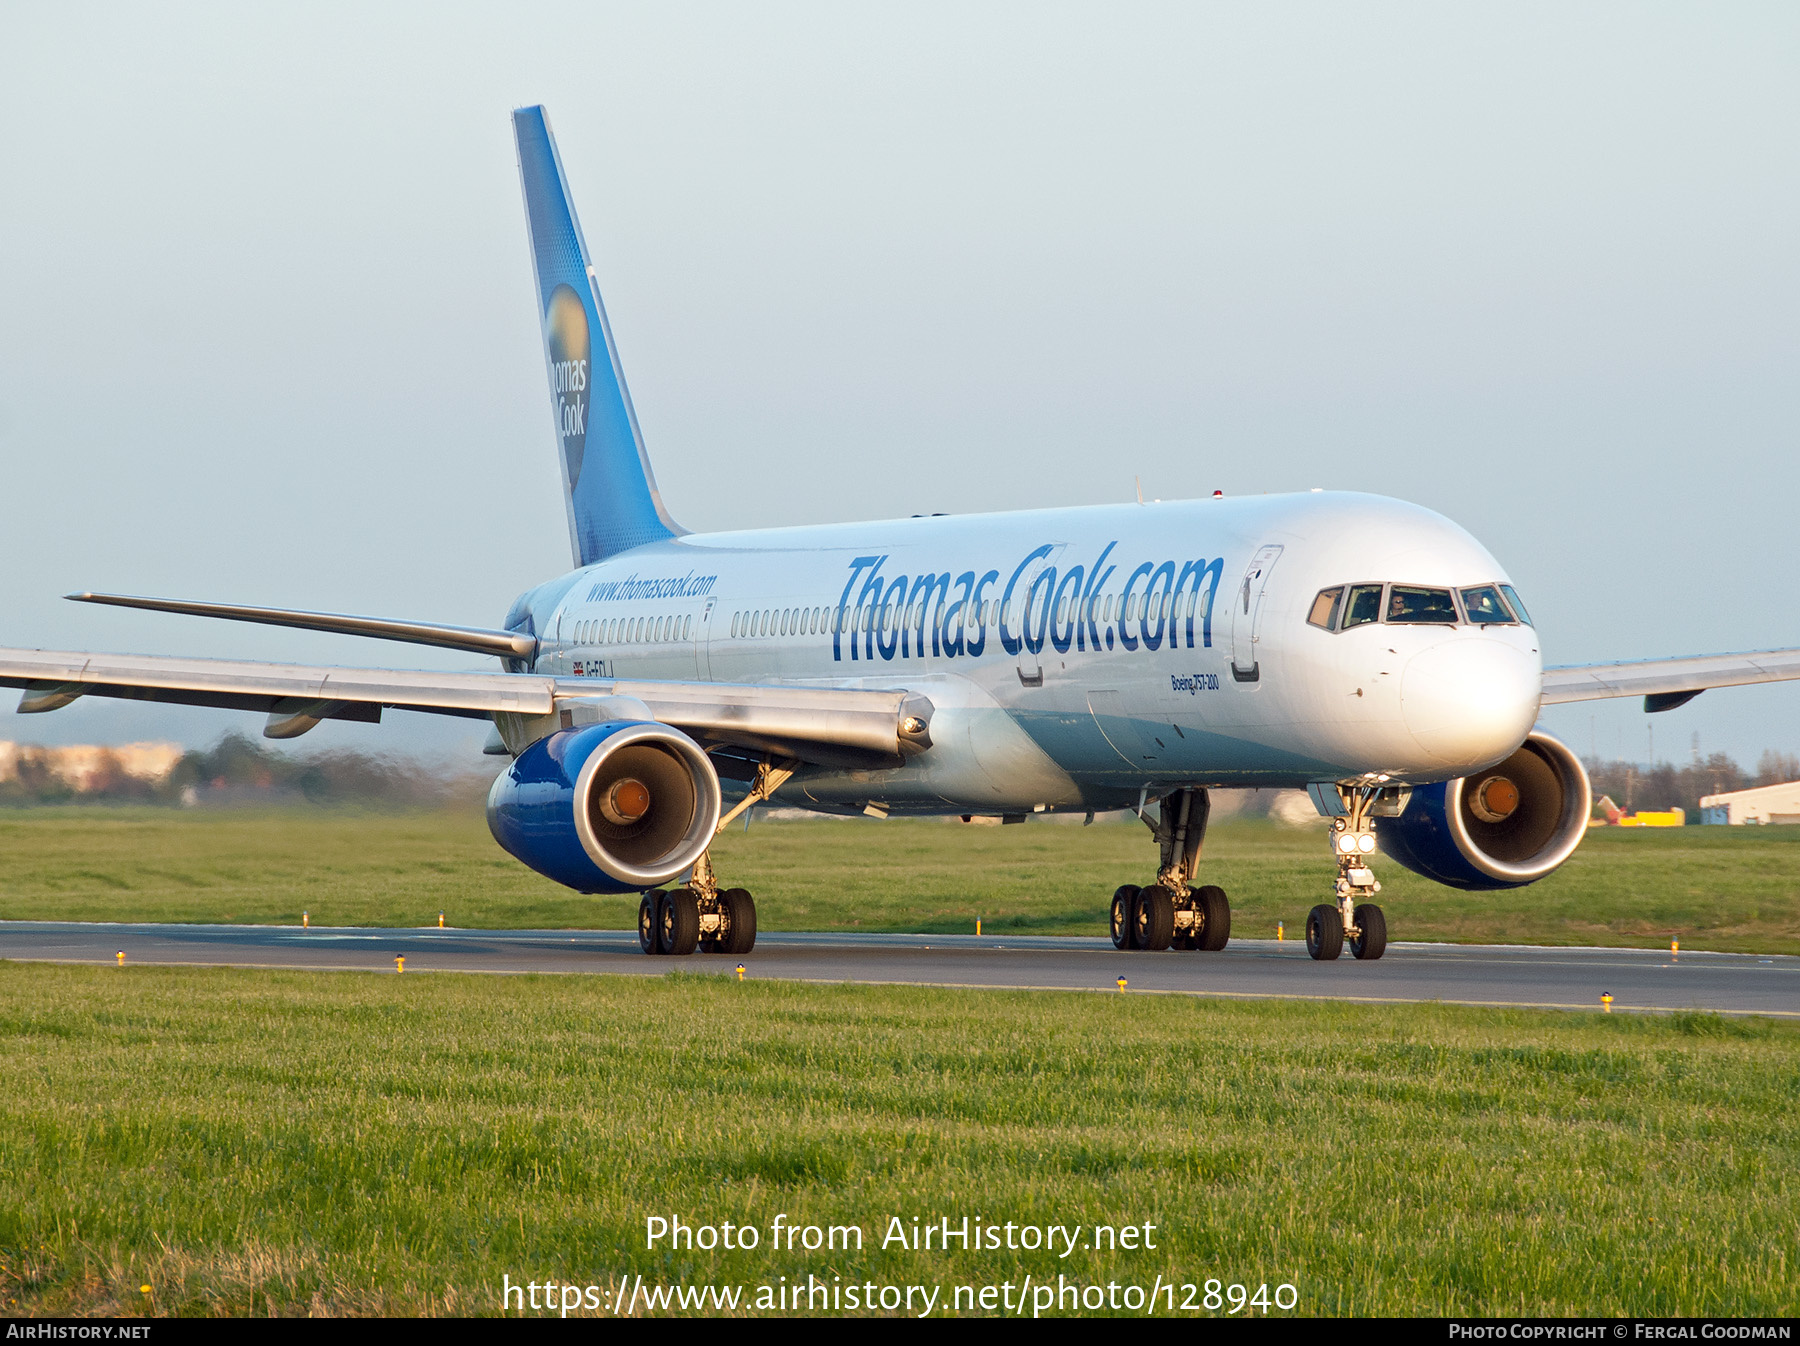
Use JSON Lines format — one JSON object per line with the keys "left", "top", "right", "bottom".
{"left": 2, "top": 3, "right": 1798, "bottom": 768}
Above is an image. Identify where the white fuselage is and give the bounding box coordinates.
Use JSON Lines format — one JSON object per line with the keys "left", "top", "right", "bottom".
{"left": 527, "top": 490, "right": 1542, "bottom": 815}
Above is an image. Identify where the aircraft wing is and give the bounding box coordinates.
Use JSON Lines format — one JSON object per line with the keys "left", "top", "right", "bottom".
{"left": 0, "top": 647, "right": 931, "bottom": 764}
{"left": 1540, "top": 648, "right": 1800, "bottom": 711}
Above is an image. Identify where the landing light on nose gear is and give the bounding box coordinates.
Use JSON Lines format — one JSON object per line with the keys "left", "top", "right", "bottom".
{"left": 1306, "top": 781, "right": 1409, "bottom": 962}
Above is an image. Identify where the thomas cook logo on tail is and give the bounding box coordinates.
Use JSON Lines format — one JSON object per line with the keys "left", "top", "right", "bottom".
{"left": 544, "top": 284, "right": 591, "bottom": 489}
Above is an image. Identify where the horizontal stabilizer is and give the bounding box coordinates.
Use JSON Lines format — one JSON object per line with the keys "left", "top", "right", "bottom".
{"left": 68, "top": 592, "right": 535, "bottom": 661}
{"left": 1540, "top": 648, "right": 1800, "bottom": 706}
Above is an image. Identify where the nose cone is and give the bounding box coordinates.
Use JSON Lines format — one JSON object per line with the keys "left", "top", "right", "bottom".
{"left": 1400, "top": 638, "right": 1539, "bottom": 769}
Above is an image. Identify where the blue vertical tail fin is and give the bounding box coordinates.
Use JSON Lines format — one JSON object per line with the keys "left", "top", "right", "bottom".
{"left": 513, "top": 105, "right": 682, "bottom": 566}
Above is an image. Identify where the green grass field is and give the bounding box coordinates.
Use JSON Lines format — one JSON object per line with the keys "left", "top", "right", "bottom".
{"left": 2, "top": 807, "right": 1798, "bottom": 953}
{"left": 0, "top": 963, "right": 1795, "bottom": 1317}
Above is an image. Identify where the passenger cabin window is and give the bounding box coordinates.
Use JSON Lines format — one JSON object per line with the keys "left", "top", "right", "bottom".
{"left": 1307, "top": 587, "right": 1344, "bottom": 630}
{"left": 1499, "top": 584, "right": 1534, "bottom": 627}
{"left": 1341, "top": 584, "right": 1383, "bottom": 629}
{"left": 1460, "top": 585, "right": 1513, "bottom": 624}
{"left": 1386, "top": 586, "right": 1459, "bottom": 624}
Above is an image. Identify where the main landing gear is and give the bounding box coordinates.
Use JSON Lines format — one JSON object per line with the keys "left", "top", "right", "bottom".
{"left": 637, "top": 861, "right": 757, "bottom": 956}
{"left": 1109, "top": 787, "right": 1232, "bottom": 953}
{"left": 638, "top": 757, "right": 797, "bottom": 958}
{"left": 1304, "top": 781, "right": 1403, "bottom": 961}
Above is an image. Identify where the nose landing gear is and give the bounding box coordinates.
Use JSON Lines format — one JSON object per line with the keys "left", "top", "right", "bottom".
{"left": 1108, "top": 788, "right": 1232, "bottom": 952}
{"left": 1307, "top": 782, "right": 1405, "bottom": 961}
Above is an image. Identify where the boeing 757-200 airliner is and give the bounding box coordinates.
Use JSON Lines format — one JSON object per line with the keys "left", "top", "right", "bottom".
{"left": 8, "top": 107, "right": 1800, "bottom": 961}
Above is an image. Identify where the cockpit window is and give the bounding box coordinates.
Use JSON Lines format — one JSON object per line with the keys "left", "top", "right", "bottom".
{"left": 1499, "top": 584, "right": 1534, "bottom": 627}
{"left": 1307, "top": 587, "right": 1344, "bottom": 630}
{"left": 1460, "top": 584, "right": 1514, "bottom": 624}
{"left": 1386, "top": 585, "right": 1459, "bottom": 624}
{"left": 1341, "top": 583, "right": 1384, "bottom": 629}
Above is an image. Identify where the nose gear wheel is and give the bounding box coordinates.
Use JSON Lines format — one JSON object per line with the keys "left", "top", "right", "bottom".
{"left": 1305, "top": 903, "right": 1343, "bottom": 960}
{"left": 1317, "top": 782, "right": 1400, "bottom": 962}
{"left": 1350, "top": 903, "right": 1387, "bottom": 960}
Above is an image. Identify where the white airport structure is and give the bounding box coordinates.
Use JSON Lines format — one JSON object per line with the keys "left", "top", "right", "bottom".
{"left": 1699, "top": 781, "right": 1800, "bottom": 826}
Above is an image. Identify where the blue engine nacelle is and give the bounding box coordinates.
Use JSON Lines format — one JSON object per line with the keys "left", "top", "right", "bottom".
{"left": 487, "top": 720, "right": 722, "bottom": 894}
{"left": 1378, "top": 730, "right": 1591, "bottom": 891}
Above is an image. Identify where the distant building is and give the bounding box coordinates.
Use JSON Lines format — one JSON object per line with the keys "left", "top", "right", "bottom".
{"left": 0, "top": 741, "right": 184, "bottom": 792}
{"left": 1699, "top": 780, "right": 1800, "bottom": 825}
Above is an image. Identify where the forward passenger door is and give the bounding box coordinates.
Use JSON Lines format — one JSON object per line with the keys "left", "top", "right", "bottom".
{"left": 1230, "top": 544, "right": 1283, "bottom": 684}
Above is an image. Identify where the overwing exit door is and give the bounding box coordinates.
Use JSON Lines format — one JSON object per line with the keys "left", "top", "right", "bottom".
{"left": 1230, "top": 544, "right": 1283, "bottom": 683}
{"left": 698, "top": 598, "right": 717, "bottom": 679}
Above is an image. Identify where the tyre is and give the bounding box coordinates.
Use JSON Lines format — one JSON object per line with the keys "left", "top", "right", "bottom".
{"left": 1305, "top": 903, "right": 1344, "bottom": 961}
{"left": 638, "top": 892, "right": 663, "bottom": 955}
{"left": 659, "top": 887, "right": 700, "bottom": 955}
{"left": 720, "top": 887, "right": 757, "bottom": 955}
{"left": 1350, "top": 903, "right": 1387, "bottom": 960}
{"left": 1134, "top": 885, "right": 1175, "bottom": 951}
{"left": 1110, "top": 885, "right": 1141, "bottom": 950}
{"left": 1195, "top": 884, "right": 1231, "bottom": 952}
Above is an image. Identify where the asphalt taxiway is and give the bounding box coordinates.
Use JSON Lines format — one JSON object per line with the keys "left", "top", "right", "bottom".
{"left": 1, "top": 921, "right": 1794, "bottom": 1015}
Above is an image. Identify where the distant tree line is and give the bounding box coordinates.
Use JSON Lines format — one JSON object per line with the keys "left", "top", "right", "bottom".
{"left": 0, "top": 733, "right": 490, "bottom": 809}
{"left": 0, "top": 745, "right": 164, "bottom": 805}
{"left": 1583, "top": 749, "right": 1800, "bottom": 821}
{"left": 7, "top": 730, "right": 1798, "bottom": 822}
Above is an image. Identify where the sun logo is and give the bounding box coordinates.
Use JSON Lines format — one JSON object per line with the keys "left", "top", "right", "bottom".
{"left": 544, "top": 284, "right": 591, "bottom": 488}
